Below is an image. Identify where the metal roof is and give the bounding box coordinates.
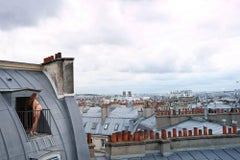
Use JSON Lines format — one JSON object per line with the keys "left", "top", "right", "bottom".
{"left": 139, "top": 115, "right": 156, "bottom": 130}
{"left": 139, "top": 116, "right": 226, "bottom": 135}
{"left": 82, "top": 106, "right": 140, "bottom": 119}
{"left": 83, "top": 117, "right": 133, "bottom": 135}
{"left": 95, "top": 146, "right": 240, "bottom": 160}
{"left": 109, "top": 107, "right": 139, "bottom": 118}
{"left": 0, "top": 67, "right": 90, "bottom": 160}
{"left": 164, "top": 119, "right": 225, "bottom": 135}
{"left": 82, "top": 106, "right": 141, "bottom": 135}
{"left": 83, "top": 106, "right": 102, "bottom": 117}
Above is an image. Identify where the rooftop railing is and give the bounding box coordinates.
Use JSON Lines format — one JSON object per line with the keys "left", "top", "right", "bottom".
{"left": 16, "top": 109, "right": 51, "bottom": 136}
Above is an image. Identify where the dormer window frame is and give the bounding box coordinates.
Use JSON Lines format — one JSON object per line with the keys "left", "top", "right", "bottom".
{"left": 4, "top": 89, "right": 52, "bottom": 138}
{"left": 104, "top": 123, "right": 109, "bottom": 130}
{"left": 91, "top": 122, "right": 98, "bottom": 130}
{"left": 114, "top": 123, "right": 119, "bottom": 131}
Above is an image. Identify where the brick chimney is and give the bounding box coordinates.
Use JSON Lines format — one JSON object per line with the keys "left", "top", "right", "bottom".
{"left": 143, "top": 100, "right": 154, "bottom": 118}
{"left": 42, "top": 53, "right": 74, "bottom": 97}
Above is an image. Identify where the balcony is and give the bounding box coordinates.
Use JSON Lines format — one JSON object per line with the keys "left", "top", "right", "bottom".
{"left": 16, "top": 109, "right": 51, "bottom": 137}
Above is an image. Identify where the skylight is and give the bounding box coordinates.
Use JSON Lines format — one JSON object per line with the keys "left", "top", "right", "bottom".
{"left": 114, "top": 123, "right": 119, "bottom": 131}
{"left": 104, "top": 123, "right": 109, "bottom": 130}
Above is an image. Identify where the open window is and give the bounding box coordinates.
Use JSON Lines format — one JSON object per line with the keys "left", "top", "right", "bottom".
{"left": 15, "top": 97, "right": 32, "bottom": 131}
{"left": 101, "top": 139, "right": 105, "bottom": 148}
{"left": 15, "top": 96, "right": 51, "bottom": 136}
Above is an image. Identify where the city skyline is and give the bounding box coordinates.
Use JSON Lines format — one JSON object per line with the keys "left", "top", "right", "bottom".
{"left": 1, "top": 0, "right": 240, "bottom": 94}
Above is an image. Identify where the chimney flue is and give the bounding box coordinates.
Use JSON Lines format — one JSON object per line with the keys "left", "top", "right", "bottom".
{"left": 101, "top": 103, "right": 109, "bottom": 124}
{"left": 42, "top": 53, "right": 74, "bottom": 97}
{"left": 55, "top": 52, "right": 62, "bottom": 59}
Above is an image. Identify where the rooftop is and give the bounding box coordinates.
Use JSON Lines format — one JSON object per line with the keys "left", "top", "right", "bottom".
{"left": 96, "top": 145, "right": 240, "bottom": 160}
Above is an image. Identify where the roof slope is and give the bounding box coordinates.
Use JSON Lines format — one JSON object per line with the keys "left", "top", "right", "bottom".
{"left": 96, "top": 146, "right": 240, "bottom": 160}
{"left": 0, "top": 68, "right": 90, "bottom": 160}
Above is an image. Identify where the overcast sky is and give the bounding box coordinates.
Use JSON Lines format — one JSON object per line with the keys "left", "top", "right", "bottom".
{"left": 1, "top": 0, "right": 240, "bottom": 94}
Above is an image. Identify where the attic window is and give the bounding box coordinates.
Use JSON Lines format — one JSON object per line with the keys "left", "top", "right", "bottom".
{"left": 92, "top": 122, "right": 98, "bottom": 130}
{"left": 114, "top": 123, "right": 119, "bottom": 131}
{"left": 15, "top": 96, "right": 51, "bottom": 137}
{"left": 104, "top": 123, "right": 109, "bottom": 130}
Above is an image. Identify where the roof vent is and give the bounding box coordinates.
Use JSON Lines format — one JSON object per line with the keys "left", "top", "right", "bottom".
{"left": 6, "top": 77, "right": 12, "bottom": 81}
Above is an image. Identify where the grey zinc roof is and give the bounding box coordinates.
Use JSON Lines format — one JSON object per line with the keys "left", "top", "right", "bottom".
{"left": 82, "top": 106, "right": 140, "bottom": 135}
{"left": 0, "top": 68, "right": 90, "bottom": 160}
{"left": 140, "top": 117, "right": 226, "bottom": 135}
{"left": 83, "top": 117, "right": 132, "bottom": 135}
{"left": 83, "top": 106, "right": 102, "bottom": 117}
{"left": 109, "top": 107, "right": 139, "bottom": 118}
{"left": 82, "top": 106, "right": 139, "bottom": 119}
{"left": 95, "top": 146, "right": 240, "bottom": 160}
{"left": 164, "top": 119, "right": 225, "bottom": 135}
{"left": 139, "top": 115, "right": 156, "bottom": 129}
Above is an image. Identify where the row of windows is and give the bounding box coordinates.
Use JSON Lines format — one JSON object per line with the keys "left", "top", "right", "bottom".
{"left": 83, "top": 122, "right": 120, "bottom": 131}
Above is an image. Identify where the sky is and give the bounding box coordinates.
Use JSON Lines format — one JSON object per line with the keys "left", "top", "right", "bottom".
{"left": 1, "top": 0, "right": 240, "bottom": 95}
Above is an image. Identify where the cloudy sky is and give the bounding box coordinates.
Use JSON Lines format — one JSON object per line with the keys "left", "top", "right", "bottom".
{"left": 1, "top": 0, "right": 240, "bottom": 94}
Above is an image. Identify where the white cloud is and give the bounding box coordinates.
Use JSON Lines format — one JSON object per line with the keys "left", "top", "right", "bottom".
{"left": 1, "top": 0, "right": 240, "bottom": 94}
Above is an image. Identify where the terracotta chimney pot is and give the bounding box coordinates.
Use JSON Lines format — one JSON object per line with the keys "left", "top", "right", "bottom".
{"left": 155, "top": 132, "right": 160, "bottom": 139}
{"left": 222, "top": 125, "right": 227, "bottom": 134}
{"left": 173, "top": 128, "right": 177, "bottom": 138}
{"left": 188, "top": 130, "right": 192, "bottom": 136}
{"left": 168, "top": 131, "right": 172, "bottom": 138}
{"left": 233, "top": 125, "right": 238, "bottom": 134}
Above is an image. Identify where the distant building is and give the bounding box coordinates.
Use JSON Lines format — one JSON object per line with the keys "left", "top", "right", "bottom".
{"left": 94, "top": 98, "right": 240, "bottom": 159}
{"left": 128, "top": 91, "right": 132, "bottom": 97}
{"left": 0, "top": 54, "right": 90, "bottom": 160}
{"left": 170, "top": 90, "right": 193, "bottom": 98}
{"left": 123, "top": 91, "right": 126, "bottom": 97}
{"left": 81, "top": 104, "right": 141, "bottom": 153}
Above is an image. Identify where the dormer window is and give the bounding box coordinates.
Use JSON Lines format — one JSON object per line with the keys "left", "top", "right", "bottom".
{"left": 114, "top": 123, "right": 119, "bottom": 131}
{"left": 92, "top": 122, "right": 98, "bottom": 130}
{"left": 15, "top": 96, "right": 51, "bottom": 137}
{"left": 104, "top": 123, "right": 109, "bottom": 130}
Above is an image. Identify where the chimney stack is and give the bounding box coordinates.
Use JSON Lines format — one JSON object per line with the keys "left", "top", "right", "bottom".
{"left": 143, "top": 101, "right": 154, "bottom": 118}
{"left": 42, "top": 53, "right": 74, "bottom": 97}
{"left": 101, "top": 103, "right": 109, "bottom": 124}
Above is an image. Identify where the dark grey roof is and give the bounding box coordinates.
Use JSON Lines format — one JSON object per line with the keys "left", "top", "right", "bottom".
{"left": 82, "top": 106, "right": 140, "bottom": 135}
{"left": 0, "top": 68, "right": 90, "bottom": 160}
{"left": 109, "top": 107, "right": 139, "bottom": 118}
{"left": 83, "top": 117, "right": 133, "bottom": 135}
{"left": 95, "top": 146, "right": 240, "bottom": 160}
{"left": 82, "top": 106, "right": 139, "bottom": 118}
{"left": 162, "top": 119, "right": 225, "bottom": 135}
{"left": 139, "top": 116, "right": 226, "bottom": 135}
